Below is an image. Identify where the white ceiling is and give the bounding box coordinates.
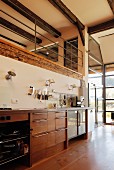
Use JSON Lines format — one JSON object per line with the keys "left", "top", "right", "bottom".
{"left": 61, "top": 0, "right": 113, "bottom": 26}
{"left": 0, "top": 0, "right": 114, "bottom": 64}
{"left": 92, "top": 28, "right": 114, "bottom": 64}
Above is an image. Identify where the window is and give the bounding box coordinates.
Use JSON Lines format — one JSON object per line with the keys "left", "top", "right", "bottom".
{"left": 64, "top": 38, "right": 78, "bottom": 71}
{"left": 106, "top": 100, "right": 114, "bottom": 111}
{"left": 105, "top": 76, "right": 114, "bottom": 87}
{"left": 106, "top": 88, "right": 114, "bottom": 99}
{"left": 105, "top": 64, "right": 114, "bottom": 123}
{"left": 88, "top": 74, "right": 103, "bottom": 87}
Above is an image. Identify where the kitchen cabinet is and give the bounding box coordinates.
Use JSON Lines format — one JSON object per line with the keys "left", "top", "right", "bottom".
{"left": 0, "top": 108, "right": 89, "bottom": 169}
{"left": 68, "top": 109, "right": 86, "bottom": 139}
{"left": 0, "top": 112, "right": 30, "bottom": 167}
{"left": 31, "top": 110, "right": 67, "bottom": 164}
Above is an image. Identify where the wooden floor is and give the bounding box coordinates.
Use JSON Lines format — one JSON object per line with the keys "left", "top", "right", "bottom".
{"left": 2, "top": 125, "right": 114, "bottom": 170}
{"left": 29, "top": 125, "right": 114, "bottom": 170}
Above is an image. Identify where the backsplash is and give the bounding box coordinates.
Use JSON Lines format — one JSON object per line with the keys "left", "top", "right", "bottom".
{"left": 0, "top": 55, "right": 81, "bottom": 109}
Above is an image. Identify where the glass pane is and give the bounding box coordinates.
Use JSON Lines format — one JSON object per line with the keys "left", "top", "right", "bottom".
{"left": 88, "top": 76, "right": 102, "bottom": 86}
{"left": 98, "top": 100, "right": 103, "bottom": 111}
{"left": 88, "top": 36, "right": 102, "bottom": 63}
{"left": 106, "top": 112, "right": 112, "bottom": 123}
{"left": 106, "top": 100, "right": 114, "bottom": 111}
{"left": 89, "top": 88, "right": 95, "bottom": 107}
{"left": 98, "top": 112, "right": 103, "bottom": 123}
{"left": 105, "top": 76, "right": 114, "bottom": 87}
{"left": 68, "top": 111, "right": 77, "bottom": 139}
{"left": 106, "top": 88, "right": 114, "bottom": 99}
{"left": 96, "top": 88, "right": 103, "bottom": 98}
{"left": 106, "top": 71, "right": 114, "bottom": 76}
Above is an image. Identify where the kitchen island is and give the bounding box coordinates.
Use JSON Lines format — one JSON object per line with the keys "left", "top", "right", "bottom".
{"left": 0, "top": 107, "right": 94, "bottom": 169}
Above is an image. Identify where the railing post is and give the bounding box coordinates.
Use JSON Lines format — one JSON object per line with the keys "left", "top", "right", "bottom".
{"left": 35, "top": 19, "right": 37, "bottom": 52}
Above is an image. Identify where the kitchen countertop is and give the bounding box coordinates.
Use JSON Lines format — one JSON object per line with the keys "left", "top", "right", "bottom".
{"left": 0, "top": 107, "right": 94, "bottom": 114}
{"left": 48, "top": 107, "right": 94, "bottom": 112}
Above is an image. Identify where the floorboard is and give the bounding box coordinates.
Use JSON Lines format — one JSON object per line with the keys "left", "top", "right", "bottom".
{"left": 1, "top": 125, "right": 114, "bottom": 170}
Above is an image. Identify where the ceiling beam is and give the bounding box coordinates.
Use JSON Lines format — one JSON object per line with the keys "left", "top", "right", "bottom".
{"left": 48, "top": 0, "right": 85, "bottom": 46}
{"left": 48, "top": 0, "right": 84, "bottom": 29}
{"left": 0, "top": 17, "right": 42, "bottom": 44}
{"left": 107, "top": 0, "right": 114, "bottom": 14}
{"left": 1, "top": 0, "right": 61, "bottom": 38}
{"left": 0, "top": 34, "right": 27, "bottom": 47}
{"left": 88, "top": 19, "right": 114, "bottom": 34}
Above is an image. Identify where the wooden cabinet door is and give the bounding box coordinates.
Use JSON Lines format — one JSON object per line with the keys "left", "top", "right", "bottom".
{"left": 32, "top": 133, "right": 47, "bottom": 153}
{"left": 32, "top": 132, "right": 48, "bottom": 164}
{"left": 56, "top": 118, "right": 66, "bottom": 129}
{"left": 32, "top": 120, "right": 47, "bottom": 135}
{"left": 48, "top": 112, "right": 55, "bottom": 119}
{"left": 47, "top": 119, "right": 55, "bottom": 132}
{"left": 55, "top": 129, "right": 66, "bottom": 144}
{"left": 47, "top": 131, "right": 55, "bottom": 147}
{"left": 32, "top": 112, "right": 47, "bottom": 120}
{"left": 47, "top": 112, "right": 55, "bottom": 132}
{"left": 55, "top": 111, "right": 66, "bottom": 118}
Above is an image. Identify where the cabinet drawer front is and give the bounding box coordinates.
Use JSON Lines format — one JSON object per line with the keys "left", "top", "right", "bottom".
{"left": 0, "top": 113, "right": 28, "bottom": 123}
{"left": 32, "top": 133, "right": 47, "bottom": 152}
{"left": 47, "top": 131, "right": 56, "bottom": 147}
{"left": 56, "top": 118, "right": 66, "bottom": 129}
{"left": 48, "top": 112, "right": 55, "bottom": 119}
{"left": 55, "top": 112, "right": 65, "bottom": 118}
{"left": 56, "top": 129, "right": 66, "bottom": 143}
{"left": 32, "top": 120, "right": 47, "bottom": 134}
{"left": 47, "top": 119, "right": 55, "bottom": 132}
{"left": 32, "top": 112, "right": 47, "bottom": 121}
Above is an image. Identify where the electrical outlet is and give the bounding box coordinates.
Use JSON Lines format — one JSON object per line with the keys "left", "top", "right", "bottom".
{"left": 11, "top": 99, "right": 18, "bottom": 104}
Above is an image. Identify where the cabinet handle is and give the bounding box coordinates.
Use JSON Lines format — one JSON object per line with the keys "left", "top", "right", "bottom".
{"left": 33, "top": 133, "right": 48, "bottom": 138}
{"left": 78, "top": 112, "right": 80, "bottom": 126}
{"left": 32, "top": 120, "right": 40, "bottom": 123}
{"left": 56, "top": 128, "right": 65, "bottom": 132}
{"left": 56, "top": 117, "right": 65, "bottom": 119}
{"left": 33, "top": 112, "right": 47, "bottom": 115}
{"left": 49, "top": 131, "right": 55, "bottom": 134}
{"left": 40, "top": 119, "right": 47, "bottom": 122}
{"left": 33, "top": 119, "right": 47, "bottom": 122}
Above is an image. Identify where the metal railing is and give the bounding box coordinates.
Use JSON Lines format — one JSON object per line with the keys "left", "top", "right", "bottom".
{"left": 0, "top": 9, "right": 83, "bottom": 73}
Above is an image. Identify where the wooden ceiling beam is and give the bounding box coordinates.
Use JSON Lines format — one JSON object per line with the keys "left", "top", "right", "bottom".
{"left": 88, "top": 19, "right": 114, "bottom": 34}
{"left": 48, "top": 0, "right": 84, "bottom": 29}
{"left": 48, "top": 0, "right": 85, "bottom": 46}
{"left": 1, "top": 0, "right": 61, "bottom": 38}
{"left": 0, "top": 17, "right": 42, "bottom": 44}
{"left": 0, "top": 34, "right": 27, "bottom": 47}
{"left": 107, "top": 0, "right": 114, "bottom": 14}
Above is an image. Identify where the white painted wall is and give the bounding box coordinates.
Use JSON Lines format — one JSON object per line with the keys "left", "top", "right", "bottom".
{"left": 0, "top": 55, "right": 80, "bottom": 109}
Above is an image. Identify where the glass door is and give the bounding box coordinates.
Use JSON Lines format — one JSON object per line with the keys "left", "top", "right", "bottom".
{"left": 96, "top": 87, "right": 104, "bottom": 125}
{"left": 68, "top": 110, "right": 77, "bottom": 139}
{"left": 78, "top": 110, "right": 86, "bottom": 135}
{"left": 89, "top": 83, "right": 104, "bottom": 126}
{"left": 104, "top": 65, "right": 114, "bottom": 123}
